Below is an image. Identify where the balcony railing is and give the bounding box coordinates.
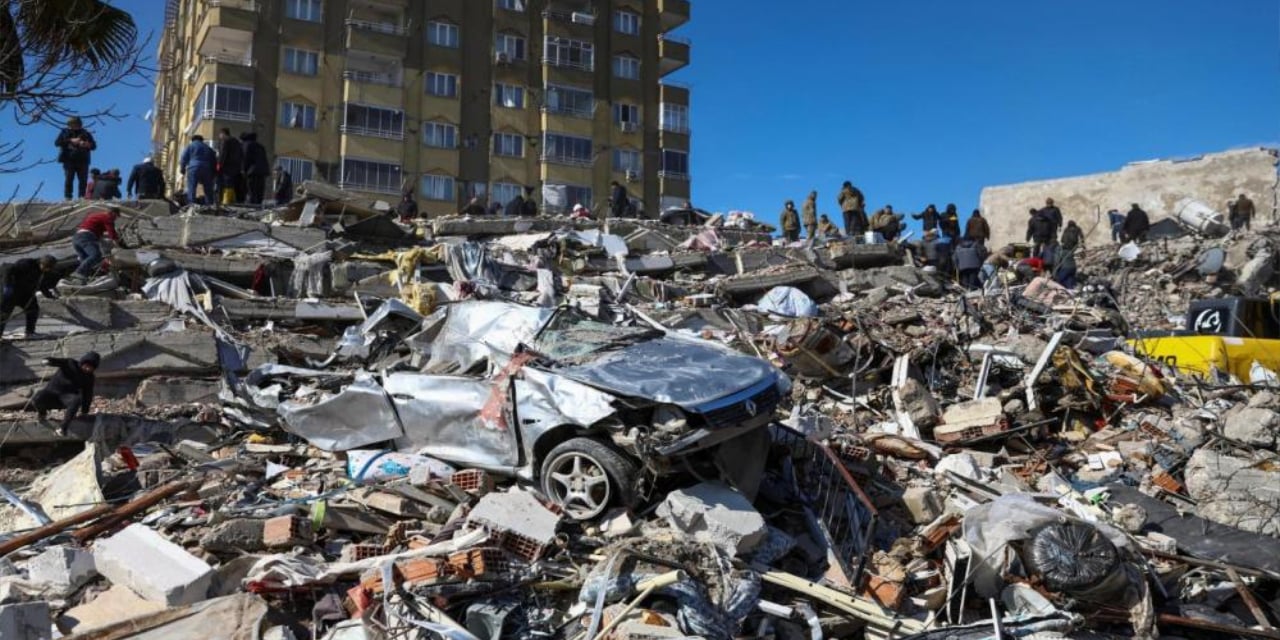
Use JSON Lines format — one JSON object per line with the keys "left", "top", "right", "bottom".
{"left": 338, "top": 181, "right": 401, "bottom": 195}
{"left": 661, "top": 122, "right": 690, "bottom": 135}
{"left": 541, "top": 153, "right": 593, "bottom": 168}
{"left": 203, "top": 54, "right": 255, "bottom": 67}
{"left": 345, "top": 18, "right": 407, "bottom": 36}
{"left": 659, "top": 170, "right": 690, "bottom": 181}
{"left": 659, "top": 34, "right": 692, "bottom": 46}
{"left": 542, "top": 56, "right": 594, "bottom": 72}
{"left": 194, "top": 108, "right": 253, "bottom": 123}
{"left": 343, "top": 69, "right": 402, "bottom": 87}
{"left": 541, "top": 103, "right": 594, "bottom": 119}
{"left": 543, "top": 8, "right": 596, "bottom": 24}
{"left": 208, "top": 0, "right": 258, "bottom": 11}
{"left": 339, "top": 125, "right": 405, "bottom": 141}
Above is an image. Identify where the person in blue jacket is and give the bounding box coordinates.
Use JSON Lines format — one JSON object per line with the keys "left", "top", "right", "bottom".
{"left": 179, "top": 134, "right": 218, "bottom": 205}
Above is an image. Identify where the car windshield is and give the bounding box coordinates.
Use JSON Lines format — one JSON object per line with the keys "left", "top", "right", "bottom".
{"left": 532, "top": 310, "right": 663, "bottom": 364}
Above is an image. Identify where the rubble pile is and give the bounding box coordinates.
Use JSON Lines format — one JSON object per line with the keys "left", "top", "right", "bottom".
{"left": 1, "top": 187, "right": 1279, "bottom": 640}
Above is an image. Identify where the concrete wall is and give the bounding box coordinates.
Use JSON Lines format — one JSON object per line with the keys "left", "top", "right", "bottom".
{"left": 979, "top": 148, "right": 1279, "bottom": 247}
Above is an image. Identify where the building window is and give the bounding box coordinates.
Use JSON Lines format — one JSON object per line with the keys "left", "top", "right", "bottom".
{"left": 613, "top": 55, "right": 640, "bottom": 80}
{"left": 613, "top": 103, "right": 639, "bottom": 130}
{"left": 613, "top": 10, "right": 640, "bottom": 35}
{"left": 547, "top": 183, "right": 593, "bottom": 210}
{"left": 494, "top": 84, "right": 525, "bottom": 109}
{"left": 491, "top": 182, "right": 521, "bottom": 206}
{"left": 192, "top": 84, "right": 253, "bottom": 125}
{"left": 543, "top": 84, "right": 594, "bottom": 118}
{"left": 280, "top": 102, "right": 317, "bottom": 129}
{"left": 341, "top": 103, "right": 405, "bottom": 140}
{"left": 422, "top": 121, "right": 458, "bottom": 149}
{"left": 497, "top": 0, "right": 525, "bottom": 11}
{"left": 493, "top": 133, "right": 524, "bottom": 158}
{"left": 661, "top": 149, "right": 690, "bottom": 178}
{"left": 427, "top": 21, "right": 460, "bottom": 48}
{"left": 661, "top": 103, "right": 690, "bottom": 134}
{"left": 495, "top": 33, "right": 526, "bottom": 61}
{"left": 613, "top": 148, "right": 641, "bottom": 174}
{"left": 282, "top": 47, "right": 319, "bottom": 76}
{"left": 284, "top": 0, "right": 321, "bottom": 22}
{"left": 276, "top": 157, "right": 314, "bottom": 183}
{"left": 420, "top": 174, "right": 455, "bottom": 201}
{"left": 543, "top": 37, "right": 593, "bottom": 71}
{"left": 542, "top": 132, "right": 593, "bottom": 166}
{"left": 425, "top": 72, "right": 459, "bottom": 98}
{"left": 340, "top": 158, "right": 402, "bottom": 194}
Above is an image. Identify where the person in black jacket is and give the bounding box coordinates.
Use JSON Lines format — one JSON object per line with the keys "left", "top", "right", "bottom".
{"left": 1, "top": 256, "right": 58, "bottom": 339}
{"left": 272, "top": 166, "right": 294, "bottom": 204}
{"left": 1025, "top": 208, "right": 1055, "bottom": 257}
{"left": 1039, "top": 198, "right": 1063, "bottom": 240}
{"left": 90, "top": 169, "right": 122, "bottom": 200}
{"left": 912, "top": 204, "right": 940, "bottom": 233}
{"left": 609, "top": 181, "right": 629, "bottom": 219}
{"left": 240, "top": 132, "right": 270, "bottom": 204}
{"left": 127, "top": 157, "right": 166, "bottom": 199}
{"left": 32, "top": 351, "right": 100, "bottom": 434}
{"left": 939, "top": 204, "right": 961, "bottom": 242}
{"left": 1123, "top": 203, "right": 1150, "bottom": 243}
{"left": 396, "top": 192, "right": 419, "bottom": 221}
{"left": 505, "top": 186, "right": 538, "bottom": 217}
{"left": 216, "top": 128, "right": 245, "bottom": 203}
{"left": 55, "top": 117, "right": 97, "bottom": 200}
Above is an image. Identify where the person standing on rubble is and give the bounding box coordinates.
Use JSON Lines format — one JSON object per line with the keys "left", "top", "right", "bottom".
{"left": 1, "top": 255, "right": 58, "bottom": 340}
{"left": 460, "top": 196, "right": 487, "bottom": 217}
{"left": 127, "top": 157, "right": 166, "bottom": 200}
{"left": 86, "top": 168, "right": 101, "bottom": 199}
{"left": 31, "top": 351, "right": 100, "bottom": 435}
{"left": 1026, "top": 207, "right": 1055, "bottom": 257}
{"left": 1122, "top": 203, "right": 1150, "bottom": 243}
{"left": 272, "top": 165, "right": 294, "bottom": 204}
{"left": 1053, "top": 246, "right": 1079, "bottom": 288}
{"left": 965, "top": 209, "right": 991, "bottom": 245}
{"left": 817, "top": 214, "right": 840, "bottom": 238}
{"left": 396, "top": 192, "right": 419, "bottom": 222}
{"left": 954, "top": 236, "right": 985, "bottom": 290}
{"left": 1107, "top": 209, "right": 1125, "bottom": 243}
{"left": 939, "top": 204, "right": 962, "bottom": 242}
{"left": 215, "top": 128, "right": 245, "bottom": 204}
{"left": 71, "top": 206, "right": 127, "bottom": 280}
{"left": 801, "top": 191, "right": 818, "bottom": 241}
{"left": 1039, "top": 198, "right": 1063, "bottom": 239}
{"left": 54, "top": 116, "right": 97, "bottom": 200}
{"left": 1060, "top": 220, "right": 1084, "bottom": 253}
{"left": 838, "top": 181, "right": 867, "bottom": 237}
{"left": 609, "top": 180, "right": 630, "bottom": 219}
{"left": 506, "top": 186, "right": 538, "bottom": 217}
{"left": 780, "top": 200, "right": 801, "bottom": 242}
{"left": 912, "top": 204, "right": 940, "bottom": 234}
{"left": 91, "top": 169, "right": 122, "bottom": 200}
{"left": 240, "top": 132, "right": 271, "bottom": 205}
{"left": 1231, "top": 193, "right": 1255, "bottom": 231}
{"left": 869, "top": 206, "right": 898, "bottom": 242}
{"left": 179, "top": 134, "right": 217, "bottom": 205}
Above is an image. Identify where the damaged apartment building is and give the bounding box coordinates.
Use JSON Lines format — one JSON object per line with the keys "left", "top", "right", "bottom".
{"left": 151, "top": 0, "right": 695, "bottom": 217}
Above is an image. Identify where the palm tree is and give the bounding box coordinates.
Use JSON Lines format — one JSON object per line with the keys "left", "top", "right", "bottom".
{"left": 0, "top": 0, "right": 138, "bottom": 97}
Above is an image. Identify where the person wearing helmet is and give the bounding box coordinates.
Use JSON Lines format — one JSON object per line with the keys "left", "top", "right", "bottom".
{"left": 0, "top": 255, "right": 59, "bottom": 340}
{"left": 32, "top": 351, "right": 100, "bottom": 434}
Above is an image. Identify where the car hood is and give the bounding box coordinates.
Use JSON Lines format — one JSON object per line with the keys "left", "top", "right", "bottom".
{"left": 553, "top": 338, "right": 778, "bottom": 409}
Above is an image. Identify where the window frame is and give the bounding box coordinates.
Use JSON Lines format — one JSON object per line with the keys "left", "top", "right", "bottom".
{"left": 340, "top": 157, "right": 403, "bottom": 195}
{"left": 542, "top": 132, "right": 593, "bottom": 166}
{"left": 341, "top": 103, "right": 405, "bottom": 140}
{"left": 543, "top": 37, "right": 594, "bottom": 71}
{"left": 543, "top": 83, "right": 594, "bottom": 118}
{"left": 420, "top": 174, "right": 456, "bottom": 202}
{"left": 661, "top": 103, "right": 690, "bottom": 134}
{"left": 493, "top": 132, "right": 525, "bottom": 158}
{"left": 491, "top": 182, "right": 521, "bottom": 206}
{"left": 612, "top": 148, "right": 642, "bottom": 174}
{"left": 193, "top": 83, "right": 254, "bottom": 125}
{"left": 282, "top": 47, "right": 319, "bottom": 76}
{"left": 427, "top": 21, "right": 460, "bottom": 48}
{"left": 660, "top": 149, "right": 690, "bottom": 178}
{"left": 422, "top": 121, "right": 459, "bottom": 149}
{"left": 284, "top": 0, "right": 322, "bottom": 22}
{"left": 425, "top": 71, "right": 459, "bottom": 98}
{"left": 279, "top": 101, "right": 317, "bottom": 129}
{"left": 497, "top": 0, "right": 526, "bottom": 12}
{"left": 275, "top": 157, "right": 315, "bottom": 184}
{"left": 613, "top": 55, "right": 640, "bottom": 80}
{"left": 495, "top": 32, "right": 527, "bottom": 61}
{"left": 613, "top": 10, "right": 640, "bottom": 35}
{"left": 494, "top": 83, "right": 525, "bottom": 109}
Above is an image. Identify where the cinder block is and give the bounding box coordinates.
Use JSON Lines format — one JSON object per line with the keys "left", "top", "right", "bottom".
{"left": 0, "top": 601, "right": 51, "bottom": 640}
{"left": 262, "top": 516, "right": 313, "bottom": 549}
{"left": 92, "top": 524, "right": 213, "bottom": 606}
{"left": 26, "top": 545, "right": 96, "bottom": 596}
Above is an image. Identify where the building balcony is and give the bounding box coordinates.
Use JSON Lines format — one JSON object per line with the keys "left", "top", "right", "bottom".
{"left": 192, "top": 57, "right": 254, "bottom": 91}
{"left": 541, "top": 153, "right": 593, "bottom": 168}
{"left": 659, "top": 170, "right": 690, "bottom": 181}
{"left": 346, "top": 20, "right": 406, "bottom": 57}
{"left": 659, "top": 0, "right": 690, "bottom": 32}
{"left": 541, "top": 103, "right": 595, "bottom": 119}
{"left": 542, "top": 56, "right": 595, "bottom": 73}
{"left": 192, "top": 108, "right": 254, "bottom": 127}
{"left": 542, "top": 8, "right": 596, "bottom": 26}
{"left": 343, "top": 69, "right": 401, "bottom": 88}
{"left": 339, "top": 125, "right": 404, "bottom": 141}
{"left": 197, "top": 2, "right": 257, "bottom": 38}
{"left": 660, "top": 81, "right": 690, "bottom": 105}
{"left": 338, "top": 181, "right": 401, "bottom": 196}
{"left": 659, "top": 36, "right": 690, "bottom": 77}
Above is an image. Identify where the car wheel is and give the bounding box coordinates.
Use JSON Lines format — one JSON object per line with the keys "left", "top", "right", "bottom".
{"left": 540, "top": 437, "right": 638, "bottom": 521}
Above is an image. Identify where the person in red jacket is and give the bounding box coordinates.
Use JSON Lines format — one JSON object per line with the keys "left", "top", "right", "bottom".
{"left": 72, "top": 207, "right": 127, "bottom": 279}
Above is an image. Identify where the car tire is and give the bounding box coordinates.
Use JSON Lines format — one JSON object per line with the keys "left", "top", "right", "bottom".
{"left": 540, "top": 437, "right": 638, "bottom": 521}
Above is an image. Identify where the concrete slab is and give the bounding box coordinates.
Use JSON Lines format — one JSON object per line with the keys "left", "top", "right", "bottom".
{"left": 58, "top": 584, "right": 166, "bottom": 635}
{"left": 135, "top": 377, "right": 221, "bottom": 407}
{"left": 25, "top": 545, "right": 97, "bottom": 596}
{"left": 93, "top": 524, "right": 214, "bottom": 606}
{"left": 0, "top": 328, "right": 219, "bottom": 388}
{"left": 0, "top": 601, "right": 51, "bottom": 639}
{"left": 467, "top": 488, "right": 560, "bottom": 545}
{"left": 656, "top": 482, "right": 766, "bottom": 556}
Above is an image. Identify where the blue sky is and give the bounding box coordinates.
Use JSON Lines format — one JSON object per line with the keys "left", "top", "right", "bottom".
{"left": 1, "top": 0, "right": 1277, "bottom": 222}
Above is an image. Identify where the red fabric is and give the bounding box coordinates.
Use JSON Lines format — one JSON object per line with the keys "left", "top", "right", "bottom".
{"left": 1020, "top": 257, "right": 1045, "bottom": 273}
{"left": 77, "top": 211, "right": 120, "bottom": 241}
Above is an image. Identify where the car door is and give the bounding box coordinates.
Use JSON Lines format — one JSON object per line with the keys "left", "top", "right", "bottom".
{"left": 383, "top": 373, "right": 521, "bottom": 469}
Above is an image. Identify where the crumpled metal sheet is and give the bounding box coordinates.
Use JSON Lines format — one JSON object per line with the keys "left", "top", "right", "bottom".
{"left": 383, "top": 373, "right": 517, "bottom": 467}
{"left": 556, "top": 336, "right": 778, "bottom": 407}
{"left": 513, "top": 367, "right": 619, "bottom": 461}
{"left": 279, "top": 375, "right": 403, "bottom": 451}
{"left": 426, "top": 301, "right": 553, "bottom": 373}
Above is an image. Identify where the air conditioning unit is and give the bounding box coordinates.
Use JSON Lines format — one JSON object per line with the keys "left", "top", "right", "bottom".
{"left": 625, "top": 170, "right": 639, "bottom": 183}
{"left": 620, "top": 122, "right": 639, "bottom": 133}
{"left": 495, "top": 52, "right": 510, "bottom": 64}
{"left": 571, "top": 11, "right": 595, "bottom": 25}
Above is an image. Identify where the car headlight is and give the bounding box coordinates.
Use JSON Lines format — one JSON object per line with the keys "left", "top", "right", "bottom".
{"left": 653, "top": 404, "right": 688, "bottom": 434}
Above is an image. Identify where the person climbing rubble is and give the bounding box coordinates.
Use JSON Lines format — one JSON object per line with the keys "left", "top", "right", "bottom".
{"left": 71, "top": 206, "right": 127, "bottom": 280}
{"left": 0, "top": 255, "right": 58, "bottom": 340}
{"left": 1122, "top": 202, "right": 1150, "bottom": 242}
{"left": 32, "top": 351, "right": 99, "bottom": 434}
